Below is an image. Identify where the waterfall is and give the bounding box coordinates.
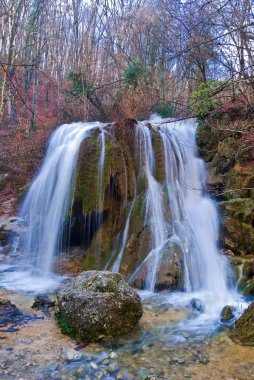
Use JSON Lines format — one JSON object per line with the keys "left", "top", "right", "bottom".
{"left": 0, "top": 117, "right": 243, "bottom": 319}
{"left": 0, "top": 122, "right": 103, "bottom": 292}
{"left": 159, "top": 119, "right": 229, "bottom": 294}
{"left": 129, "top": 119, "right": 229, "bottom": 294}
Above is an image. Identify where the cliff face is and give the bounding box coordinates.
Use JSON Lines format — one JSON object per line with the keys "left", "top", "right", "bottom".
{"left": 196, "top": 106, "right": 254, "bottom": 294}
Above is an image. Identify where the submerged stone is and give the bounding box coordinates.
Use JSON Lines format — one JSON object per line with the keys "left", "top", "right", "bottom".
{"left": 190, "top": 299, "right": 203, "bottom": 312}
{"left": 56, "top": 271, "right": 143, "bottom": 342}
{"left": 230, "top": 301, "right": 254, "bottom": 346}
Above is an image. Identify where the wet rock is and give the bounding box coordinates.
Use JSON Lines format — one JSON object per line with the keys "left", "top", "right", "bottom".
{"left": 220, "top": 305, "right": 236, "bottom": 322}
{"left": 190, "top": 298, "right": 203, "bottom": 312}
{"left": 154, "top": 244, "right": 183, "bottom": 291}
{"left": 64, "top": 349, "right": 82, "bottom": 361}
{"left": 32, "top": 295, "right": 56, "bottom": 316}
{"left": 0, "top": 297, "right": 23, "bottom": 328}
{"left": 130, "top": 241, "right": 183, "bottom": 291}
{"left": 56, "top": 271, "right": 143, "bottom": 342}
{"left": 238, "top": 260, "right": 254, "bottom": 295}
{"left": 230, "top": 301, "right": 254, "bottom": 345}
{"left": 108, "top": 362, "right": 118, "bottom": 373}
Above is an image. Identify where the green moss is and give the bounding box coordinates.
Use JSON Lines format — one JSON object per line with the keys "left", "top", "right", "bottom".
{"left": 0, "top": 231, "right": 8, "bottom": 244}
{"left": 220, "top": 198, "right": 254, "bottom": 255}
{"left": 218, "top": 137, "right": 239, "bottom": 159}
{"left": 152, "top": 132, "right": 165, "bottom": 182}
{"left": 74, "top": 136, "right": 101, "bottom": 214}
{"left": 55, "top": 310, "right": 77, "bottom": 339}
{"left": 224, "top": 165, "right": 254, "bottom": 199}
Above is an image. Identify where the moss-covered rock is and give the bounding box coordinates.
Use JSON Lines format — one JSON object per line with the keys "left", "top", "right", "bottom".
{"left": 230, "top": 301, "right": 254, "bottom": 345}
{"left": 219, "top": 198, "right": 254, "bottom": 255}
{"left": 0, "top": 231, "right": 8, "bottom": 246}
{"left": 129, "top": 241, "right": 183, "bottom": 291}
{"left": 151, "top": 131, "right": 165, "bottom": 182}
{"left": 196, "top": 122, "right": 220, "bottom": 162}
{"left": 56, "top": 271, "right": 143, "bottom": 342}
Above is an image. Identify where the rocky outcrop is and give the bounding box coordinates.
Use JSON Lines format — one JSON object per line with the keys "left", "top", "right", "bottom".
{"left": 220, "top": 198, "right": 254, "bottom": 255}
{"left": 196, "top": 107, "right": 254, "bottom": 292}
{"left": 63, "top": 119, "right": 184, "bottom": 290}
{"left": 56, "top": 271, "right": 143, "bottom": 342}
{"left": 230, "top": 301, "right": 254, "bottom": 345}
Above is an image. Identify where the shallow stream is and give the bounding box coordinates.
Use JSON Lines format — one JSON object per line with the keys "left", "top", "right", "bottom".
{"left": 1, "top": 287, "right": 254, "bottom": 380}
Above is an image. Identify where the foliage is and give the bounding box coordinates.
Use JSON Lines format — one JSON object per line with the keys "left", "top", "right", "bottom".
{"left": 189, "top": 80, "right": 224, "bottom": 118}
{"left": 67, "top": 69, "right": 94, "bottom": 97}
{"left": 123, "top": 61, "right": 145, "bottom": 86}
{"left": 155, "top": 103, "right": 174, "bottom": 118}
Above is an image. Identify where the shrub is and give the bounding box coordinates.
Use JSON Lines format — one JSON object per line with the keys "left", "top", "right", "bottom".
{"left": 189, "top": 80, "right": 224, "bottom": 118}
{"left": 67, "top": 69, "right": 94, "bottom": 96}
{"left": 123, "top": 61, "right": 145, "bottom": 86}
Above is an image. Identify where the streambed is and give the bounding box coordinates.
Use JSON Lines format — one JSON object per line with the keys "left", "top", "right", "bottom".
{"left": 1, "top": 289, "right": 254, "bottom": 380}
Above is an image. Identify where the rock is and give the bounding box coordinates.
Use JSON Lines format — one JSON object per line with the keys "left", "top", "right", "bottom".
{"left": 0, "top": 297, "right": 23, "bottom": 327}
{"left": 64, "top": 349, "right": 82, "bottom": 361}
{"left": 190, "top": 298, "right": 203, "bottom": 312}
{"left": 230, "top": 301, "right": 254, "bottom": 345}
{"left": 129, "top": 241, "right": 183, "bottom": 291}
{"left": 32, "top": 295, "right": 56, "bottom": 316}
{"left": 238, "top": 260, "right": 254, "bottom": 295}
{"left": 220, "top": 305, "right": 235, "bottom": 322}
{"left": 108, "top": 362, "right": 118, "bottom": 373}
{"left": 220, "top": 198, "right": 254, "bottom": 255}
{"left": 56, "top": 271, "right": 143, "bottom": 342}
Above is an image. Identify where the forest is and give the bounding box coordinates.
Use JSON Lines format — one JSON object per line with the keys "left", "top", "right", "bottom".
{"left": 0, "top": 0, "right": 253, "bottom": 127}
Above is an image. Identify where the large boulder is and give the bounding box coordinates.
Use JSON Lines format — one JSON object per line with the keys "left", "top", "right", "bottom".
{"left": 56, "top": 271, "right": 143, "bottom": 342}
{"left": 230, "top": 301, "right": 254, "bottom": 345}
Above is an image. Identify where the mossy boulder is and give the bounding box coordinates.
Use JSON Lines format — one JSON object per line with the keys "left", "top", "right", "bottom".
{"left": 56, "top": 271, "right": 143, "bottom": 342}
{"left": 219, "top": 198, "right": 254, "bottom": 255}
{"left": 230, "top": 302, "right": 254, "bottom": 346}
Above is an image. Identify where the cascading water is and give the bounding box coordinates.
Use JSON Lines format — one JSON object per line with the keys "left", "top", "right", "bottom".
{"left": 134, "top": 124, "right": 168, "bottom": 291}
{"left": 0, "top": 122, "right": 103, "bottom": 292}
{"left": 130, "top": 117, "right": 244, "bottom": 329}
